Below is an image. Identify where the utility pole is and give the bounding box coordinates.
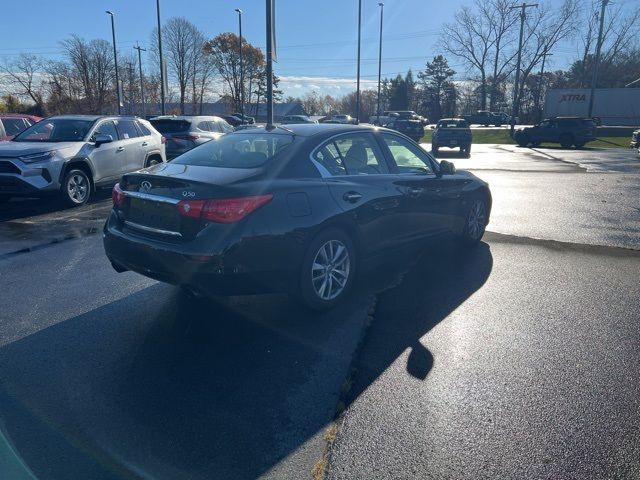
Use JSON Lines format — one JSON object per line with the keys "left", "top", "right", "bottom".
{"left": 588, "top": 0, "right": 609, "bottom": 118}
{"left": 376, "top": 3, "right": 384, "bottom": 123}
{"left": 266, "top": 0, "right": 274, "bottom": 128}
{"left": 536, "top": 49, "right": 553, "bottom": 122}
{"left": 105, "top": 11, "right": 121, "bottom": 114}
{"left": 156, "top": 0, "right": 166, "bottom": 115}
{"left": 510, "top": 2, "right": 537, "bottom": 136}
{"left": 128, "top": 60, "right": 135, "bottom": 115}
{"left": 235, "top": 8, "right": 244, "bottom": 122}
{"left": 134, "top": 43, "right": 146, "bottom": 117}
{"left": 355, "top": 0, "right": 362, "bottom": 124}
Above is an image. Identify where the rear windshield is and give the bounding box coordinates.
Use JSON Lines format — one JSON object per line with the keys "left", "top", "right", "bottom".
{"left": 172, "top": 132, "right": 295, "bottom": 168}
{"left": 150, "top": 119, "right": 191, "bottom": 134}
{"left": 437, "top": 120, "right": 468, "bottom": 128}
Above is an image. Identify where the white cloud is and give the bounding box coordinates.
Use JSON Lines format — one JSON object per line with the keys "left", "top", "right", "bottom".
{"left": 278, "top": 75, "right": 378, "bottom": 97}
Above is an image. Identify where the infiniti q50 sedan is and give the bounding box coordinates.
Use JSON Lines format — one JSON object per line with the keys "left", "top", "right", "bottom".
{"left": 103, "top": 123, "right": 491, "bottom": 310}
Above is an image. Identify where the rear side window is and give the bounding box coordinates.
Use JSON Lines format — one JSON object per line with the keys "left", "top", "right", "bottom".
{"left": 115, "top": 120, "right": 140, "bottom": 139}
{"left": 172, "top": 132, "right": 294, "bottom": 168}
{"left": 136, "top": 121, "right": 151, "bottom": 136}
{"left": 2, "top": 118, "right": 27, "bottom": 136}
{"left": 150, "top": 119, "right": 191, "bottom": 134}
{"left": 196, "top": 121, "right": 211, "bottom": 131}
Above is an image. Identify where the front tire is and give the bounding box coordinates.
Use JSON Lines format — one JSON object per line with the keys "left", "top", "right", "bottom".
{"left": 297, "top": 228, "right": 356, "bottom": 311}
{"left": 61, "top": 168, "right": 91, "bottom": 206}
{"left": 459, "top": 199, "right": 488, "bottom": 246}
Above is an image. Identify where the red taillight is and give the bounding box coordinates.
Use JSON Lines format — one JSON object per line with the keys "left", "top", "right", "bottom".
{"left": 112, "top": 182, "right": 126, "bottom": 206}
{"left": 161, "top": 136, "right": 167, "bottom": 144}
{"left": 177, "top": 194, "right": 273, "bottom": 223}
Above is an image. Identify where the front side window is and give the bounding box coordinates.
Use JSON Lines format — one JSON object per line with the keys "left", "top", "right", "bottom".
{"left": 172, "top": 132, "right": 294, "bottom": 168}
{"left": 90, "top": 121, "right": 118, "bottom": 142}
{"left": 13, "top": 119, "right": 94, "bottom": 142}
{"left": 313, "top": 133, "right": 389, "bottom": 176}
{"left": 381, "top": 134, "right": 433, "bottom": 174}
{"left": 115, "top": 120, "right": 140, "bottom": 139}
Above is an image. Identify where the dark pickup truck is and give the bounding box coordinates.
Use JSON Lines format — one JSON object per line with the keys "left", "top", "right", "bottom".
{"left": 431, "top": 118, "right": 472, "bottom": 155}
{"left": 463, "top": 110, "right": 502, "bottom": 127}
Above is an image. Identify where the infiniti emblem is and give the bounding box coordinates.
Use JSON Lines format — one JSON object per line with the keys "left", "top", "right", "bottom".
{"left": 140, "top": 181, "right": 152, "bottom": 192}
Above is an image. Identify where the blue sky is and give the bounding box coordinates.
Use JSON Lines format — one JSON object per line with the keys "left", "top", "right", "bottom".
{"left": 0, "top": 0, "right": 614, "bottom": 97}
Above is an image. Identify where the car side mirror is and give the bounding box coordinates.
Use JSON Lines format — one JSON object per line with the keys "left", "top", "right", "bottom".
{"left": 94, "top": 134, "right": 113, "bottom": 147}
{"left": 439, "top": 160, "right": 456, "bottom": 175}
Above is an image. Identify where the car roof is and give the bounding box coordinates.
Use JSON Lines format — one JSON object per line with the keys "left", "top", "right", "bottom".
{"left": 233, "top": 123, "right": 383, "bottom": 137}
{"left": 150, "top": 115, "right": 224, "bottom": 121}
{"left": 45, "top": 115, "right": 141, "bottom": 122}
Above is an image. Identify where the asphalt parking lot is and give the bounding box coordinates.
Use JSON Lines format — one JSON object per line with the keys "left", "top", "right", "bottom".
{"left": 0, "top": 144, "right": 638, "bottom": 479}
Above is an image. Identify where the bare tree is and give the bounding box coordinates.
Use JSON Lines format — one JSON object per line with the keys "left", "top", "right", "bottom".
{"left": 440, "top": 4, "right": 495, "bottom": 110}
{"left": 1, "top": 54, "right": 47, "bottom": 115}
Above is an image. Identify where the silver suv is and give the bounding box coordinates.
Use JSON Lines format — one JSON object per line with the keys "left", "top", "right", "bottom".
{"left": 0, "top": 115, "right": 166, "bottom": 206}
{"left": 149, "top": 116, "right": 233, "bottom": 160}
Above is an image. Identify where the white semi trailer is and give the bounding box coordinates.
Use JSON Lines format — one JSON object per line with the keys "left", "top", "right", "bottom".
{"left": 544, "top": 88, "right": 640, "bottom": 126}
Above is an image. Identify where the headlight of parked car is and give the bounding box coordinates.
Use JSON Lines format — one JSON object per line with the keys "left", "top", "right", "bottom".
{"left": 18, "top": 151, "right": 57, "bottom": 163}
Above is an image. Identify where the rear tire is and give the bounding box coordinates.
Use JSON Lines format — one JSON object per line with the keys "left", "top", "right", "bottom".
{"left": 516, "top": 135, "right": 529, "bottom": 147}
{"left": 559, "top": 134, "right": 574, "bottom": 149}
{"left": 61, "top": 168, "right": 91, "bottom": 207}
{"left": 145, "top": 156, "right": 162, "bottom": 168}
{"left": 459, "top": 199, "right": 488, "bottom": 246}
{"left": 297, "top": 228, "right": 356, "bottom": 311}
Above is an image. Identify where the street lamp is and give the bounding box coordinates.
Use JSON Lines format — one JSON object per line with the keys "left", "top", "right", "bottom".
{"left": 105, "top": 10, "right": 121, "bottom": 114}
{"left": 235, "top": 8, "right": 244, "bottom": 122}
{"left": 376, "top": 3, "right": 384, "bottom": 123}
{"left": 156, "top": 0, "right": 166, "bottom": 115}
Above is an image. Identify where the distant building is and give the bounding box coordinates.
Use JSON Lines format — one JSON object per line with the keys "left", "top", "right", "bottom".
{"left": 544, "top": 88, "right": 640, "bottom": 126}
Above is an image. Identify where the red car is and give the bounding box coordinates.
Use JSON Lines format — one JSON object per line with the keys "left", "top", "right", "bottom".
{"left": 0, "top": 114, "right": 43, "bottom": 141}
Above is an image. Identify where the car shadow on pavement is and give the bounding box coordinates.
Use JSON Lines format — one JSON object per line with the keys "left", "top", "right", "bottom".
{"left": 431, "top": 150, "right": 472, "bottom": 159}
{"left": 0, "top": 188, "right": 111, "bottom": 222}
{"left": 0, "top": 241, "right": 492, "bottom": 480}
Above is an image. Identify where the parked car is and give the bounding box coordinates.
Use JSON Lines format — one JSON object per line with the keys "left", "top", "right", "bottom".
{"left": 0, "top": 114, "right": 42, "bottom": 141}
{"left": 0, "top": 115, "right": 165, "bottom": 206}
{"left": 150, "top": 115, "right": 233, "bottom": 160}
{"left": 384, "top": 118, "right": 425, "bottom": 142}
{"left": 281, "top": 115, "right": 317, "bottom": 125}
{"left": 103, "top": 123, "right": 491, "bottom": 310}
{"left": 231, "top": 113, "right": 255, "bottom": 125}
{"left": 514, "top": 117, "right": 597, "bottom": 149}
{"left": 492, "top": 112, "right": 512, "bottom": 125}
{"left": 222, "top": 115, "right": 243, "bottom": 127}
{"left": 431, "top": 118, "right": 472, "bottom": 155}
{"left": 463, "top": 110, "right": 502, "bottom": 127}
{"left": 630, "top": 128, "right": 640, "bottom": 150}
{"left": 371, "top": 110, "right": 422, "bottom": 126}
{"left": 331, "top": 114, "right": 356, "bottom": 124}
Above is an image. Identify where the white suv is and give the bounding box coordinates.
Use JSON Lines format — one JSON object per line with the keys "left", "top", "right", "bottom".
{"left": 0, "top": 115, "right": 166, "bottom": 206}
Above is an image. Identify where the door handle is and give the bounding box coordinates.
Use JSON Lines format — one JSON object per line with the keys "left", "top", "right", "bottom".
{"left": 343, "top": 191, "right": 363, "bottom": 203}
{"left": 141, "top": 142, "right": 148, "bottom": 147}
{"left": 407, "top": 187, "right": 423, "bottom": 196}
{"left": 116, "top": 146, "right": 125, "bottom": 152}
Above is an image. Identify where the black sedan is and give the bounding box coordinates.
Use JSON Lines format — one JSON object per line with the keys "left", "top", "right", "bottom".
{"left": 104, "top": 124, "right": 491, "bottom": 310}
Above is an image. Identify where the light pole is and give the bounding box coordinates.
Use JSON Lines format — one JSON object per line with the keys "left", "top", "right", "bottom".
{"left": 376, "top": 3, "right": 384, "bottom": 123}
{"left": 156, "top": 0, "right": 166, "bottom": 115}
{"left": 355, "top": 0, "right": 362, "bottom": 124}
{"left": 235, "top": 8, "right": 244, "bottom": 122}
{"left": 134, "top": 43, "right": 147, "bottom": 116}
{"left": 509, "top": 2, "right": 538, "bottom": 136}
{"left": 106, "top": 11, "right": 121, "bottom": 114}
{"left": 266, "top": 0, "right": 274, "bottom": 127}
{"left": 536, "top": 49, "right": 552, "bottom": 122}
{"left": 588, "top": 0, "right": 609, "bottom": 118}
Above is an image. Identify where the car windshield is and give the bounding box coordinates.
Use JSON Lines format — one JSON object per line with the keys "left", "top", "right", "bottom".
{"left": 172, "top": 132, "right": 294, "bottom": 168}
{"left": 13, "top": 118, "right": 94, "bottom": 142}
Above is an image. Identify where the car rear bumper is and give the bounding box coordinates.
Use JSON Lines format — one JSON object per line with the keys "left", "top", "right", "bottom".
{"left": 103, "top": 212, "right": 299, "bottom": 295}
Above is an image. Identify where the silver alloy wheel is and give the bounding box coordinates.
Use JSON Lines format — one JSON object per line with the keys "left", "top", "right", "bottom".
{"left": 467, "top": 200, "right": 486, "bottom": 241}
{"left": 67, "top": 173, "right": 89, "bottom": 203}
{"left": 311, "top": 239, "right": 350, "bottom": 301}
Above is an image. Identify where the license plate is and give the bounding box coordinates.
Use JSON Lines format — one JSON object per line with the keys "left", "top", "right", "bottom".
{"left": 127, "top": 198, "right": 181, "bottom": 231}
